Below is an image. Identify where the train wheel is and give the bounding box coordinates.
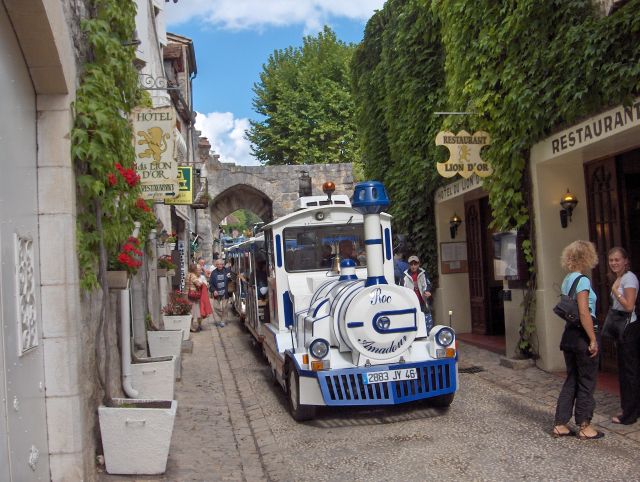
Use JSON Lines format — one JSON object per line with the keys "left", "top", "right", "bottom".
{"left": 287, "top": 365, "right": 316, "bottom": 422}
{"left": 428, "top": 392, "right": 455, "bottom": 408}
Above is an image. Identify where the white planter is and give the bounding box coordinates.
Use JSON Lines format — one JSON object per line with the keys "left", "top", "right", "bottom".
{"left": 147, "top": 330, "right": 183, "bottom": 380}
{"left": 99, "top": 398, "right": 177, "bottom": 475}
{"left": 130, "top": 356, "right": 176, "bottom": 400}
{"left": 162, "top": 314, "right": 192, "bottom": 340}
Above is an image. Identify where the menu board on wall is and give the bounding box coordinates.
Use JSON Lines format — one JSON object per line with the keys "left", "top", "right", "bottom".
{"left": 440, "top": 242, "right": 468, "bottom": 274}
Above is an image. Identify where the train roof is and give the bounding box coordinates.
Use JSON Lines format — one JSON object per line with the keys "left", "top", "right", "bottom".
{"left": 264, "top": 204, "right": 392, "bottom": 231}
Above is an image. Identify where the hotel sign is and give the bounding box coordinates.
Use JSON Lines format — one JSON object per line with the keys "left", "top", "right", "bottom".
{"left": 131, "top": 106, "right": 179, "bottom": 200}
{"left": 435, "top": 174, "right": 483, "bottom": 204}
{"left": 436, "top": 130, "right": 492, "bottom": 179}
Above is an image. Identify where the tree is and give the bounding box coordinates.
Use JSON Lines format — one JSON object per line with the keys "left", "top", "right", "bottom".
{"left": 247, "top": 26, "right": 360, "bottom": 166}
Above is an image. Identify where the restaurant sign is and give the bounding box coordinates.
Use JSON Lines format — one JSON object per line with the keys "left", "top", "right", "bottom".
{"left": 436, "top": 130, "right": 492, "bottom": 179}
{"left": 131, "top": 106, "right": 179, "bottom": 200}
{"left": 164, "top": 166, "right": 193, "bottom": 205}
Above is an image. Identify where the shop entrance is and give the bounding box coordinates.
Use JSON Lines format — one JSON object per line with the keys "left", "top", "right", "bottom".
{"left": 586, "top": 148, "right": 640, "bottom": 371}
{"left": 465, "top": 196, "right": 505, "bottom": 336}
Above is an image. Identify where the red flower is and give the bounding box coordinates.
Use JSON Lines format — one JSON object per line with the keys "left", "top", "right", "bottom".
{"left": 107, "top": 173, "right": 117, "bottom": 186}
{"left": 135, "top": 198, "right": 151, "bottom": 212}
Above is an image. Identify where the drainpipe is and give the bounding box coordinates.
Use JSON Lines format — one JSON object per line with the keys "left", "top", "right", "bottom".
{"left": 122, "top": 222, "right": 141, "bottom": 398}
{"left": 120, "top": 288, "right": 139, "bottom": 398}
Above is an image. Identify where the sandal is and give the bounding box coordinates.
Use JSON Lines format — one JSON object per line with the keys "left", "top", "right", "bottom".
{"left": 578, "top": 427, "right": 605, "bottom": 440}
{"left": 552, "top": 426, "right": 575, "bottom": 438}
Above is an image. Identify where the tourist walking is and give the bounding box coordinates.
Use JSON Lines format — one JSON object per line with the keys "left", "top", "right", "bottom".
{"left": 209, "top": 258, "right": 231, "bottom": 327}
{"left": 186, "top": 263, "right": 204, "bottom": 332}
{"left": 553, "top": 240, "right": 603, "bottom": 440}
{"left": 603, "top": 247, "right": 639, "bottom": 425}
{"left": 394, "top": 252, "right": 408, "bottom": 285}
{"left": 402, "top": 255, "right": 432, "bottom": 313}
{"left": 198, "top": 263, "right": 213, "bottom": 327}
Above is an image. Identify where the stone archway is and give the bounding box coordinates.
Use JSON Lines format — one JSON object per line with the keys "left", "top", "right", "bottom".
{"left": 210, "top": 183, "right": 273, "bottom": 227}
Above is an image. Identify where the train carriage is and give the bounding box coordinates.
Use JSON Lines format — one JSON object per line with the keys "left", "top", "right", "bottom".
{"left": 226, "top": 181, "right": 458, "bottom": 421}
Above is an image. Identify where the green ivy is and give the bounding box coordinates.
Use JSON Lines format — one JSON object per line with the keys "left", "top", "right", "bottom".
{"left": 71, "top": 0, "right": 151, "bottom": 290}
{"left": 353, "top": 0, "right": 640, "bottom": 356}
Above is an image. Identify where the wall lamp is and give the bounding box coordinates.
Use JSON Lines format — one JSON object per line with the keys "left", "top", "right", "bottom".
{"left": 449, "top": 213, "right": 462, "bottom": 239}
{"left": 158, "top": 229, "right": 169, "bottom": 246}
{"left": 560, "top": 189, "right": 578, "bottom": 228}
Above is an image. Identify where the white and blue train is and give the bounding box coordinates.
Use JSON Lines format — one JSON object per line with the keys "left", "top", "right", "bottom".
{"left": 226, "top": 181, "right": 457, "bottom": 421}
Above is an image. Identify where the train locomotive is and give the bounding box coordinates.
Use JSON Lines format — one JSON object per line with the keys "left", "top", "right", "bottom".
{"left": 226, "top": 181, "right": 457, "bottom": 421}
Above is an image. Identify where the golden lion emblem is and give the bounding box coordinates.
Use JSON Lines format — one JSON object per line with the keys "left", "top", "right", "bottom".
{"left": 137, "top": 127, "right": 170, "bottom": 161}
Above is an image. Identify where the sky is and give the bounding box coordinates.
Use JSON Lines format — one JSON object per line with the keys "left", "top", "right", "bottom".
{"left": 164, "top": 0, "right": 386, "bottom": 166}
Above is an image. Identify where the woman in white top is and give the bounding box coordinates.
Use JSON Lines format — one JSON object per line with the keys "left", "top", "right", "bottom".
{"left": 607, "top": 247, "right": 639, "bottom": 425}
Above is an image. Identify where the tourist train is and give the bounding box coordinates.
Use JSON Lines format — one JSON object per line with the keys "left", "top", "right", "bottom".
{"left": 225, "top": 181, "right": 457, "bottom": 421}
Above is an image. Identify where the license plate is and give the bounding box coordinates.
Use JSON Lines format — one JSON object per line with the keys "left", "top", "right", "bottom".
{"left": 363, "top": 368, "right": 418, "bottom": 385}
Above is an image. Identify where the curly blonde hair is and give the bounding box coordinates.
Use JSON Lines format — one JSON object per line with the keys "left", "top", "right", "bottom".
{"left": 561, "top": 240, "right": 598, "bottom": 273}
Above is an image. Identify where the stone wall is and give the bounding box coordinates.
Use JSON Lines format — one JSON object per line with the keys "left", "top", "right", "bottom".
{"left": 206, "top": 157, "right": 354, "bottom": 225}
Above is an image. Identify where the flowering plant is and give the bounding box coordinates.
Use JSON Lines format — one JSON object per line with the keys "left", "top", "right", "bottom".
{"left": 108, "top": 236, "right": 143, "bottom": 274}
{"left": 158, "top": 255, "right": 176, "bottom": 270}
{"left": 161, "top": 291, "right": 192, "bottom": 316}
{"left": 166, "top": 233, "right": 177, "bottom": 243}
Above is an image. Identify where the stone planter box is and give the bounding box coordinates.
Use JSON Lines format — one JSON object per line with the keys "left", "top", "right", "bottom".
{"left": 162, "top": 314, "right": 191, "bottom": 341}
{"left": 168, "top": 242, "right": 176, "bottom": 250}
{"left": 157, "top": 268, "right": 167, "bottom": 277}
{"left": 130, "top": 356, "right": 176, "bottom": 400}
{"left": 99, "top": 398, "right": 177, "bottom": 475}
{"left": 167, "top": 269, "right": 175, "bottom": 276}
{"left": 106, "top": 270, "right": 129, "bottom": 289}
{"left": 147, "top": 330, "right": 183, "bottom": 380}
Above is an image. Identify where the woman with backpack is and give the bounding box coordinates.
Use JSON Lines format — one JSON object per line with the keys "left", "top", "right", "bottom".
{"left": 553, "top": 240, "right": 603, "bottom": 440}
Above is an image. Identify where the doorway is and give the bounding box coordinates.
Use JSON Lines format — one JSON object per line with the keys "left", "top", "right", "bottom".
{"left": 585, "top": 147, "right": 640, "bottom": 372}
{"left": 465, "top": 196, "right": 505, "bottom": 336}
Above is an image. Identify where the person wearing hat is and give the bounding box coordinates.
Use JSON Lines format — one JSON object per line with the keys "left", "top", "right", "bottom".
{"left": 402, "top": 255, "right": 432, "bottom": 313}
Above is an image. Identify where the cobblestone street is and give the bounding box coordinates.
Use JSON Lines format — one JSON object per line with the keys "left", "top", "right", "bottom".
{"left": 100, "top": 314, "right": 640, "bottom": 482}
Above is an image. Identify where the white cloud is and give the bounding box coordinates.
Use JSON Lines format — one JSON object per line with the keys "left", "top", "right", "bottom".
{"left": 195, "top": 111, "right": 259, "bottom": 166}
{"left": 164, "top": 0, "right": 386, "bottom": 31}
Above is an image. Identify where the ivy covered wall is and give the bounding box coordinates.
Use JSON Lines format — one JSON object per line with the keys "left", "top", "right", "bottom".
{"left": 352, "top": 0, "right": 640, "bottom": 279}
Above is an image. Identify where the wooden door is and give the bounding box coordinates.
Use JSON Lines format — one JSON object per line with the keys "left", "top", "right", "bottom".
{"left": 618, "top": 149, "right": 640, "bottom": 317}
{"left": 465, "top": 198, "right": 488, "bottom": 334}
{"left": 585, "top": 157, "right": 621, "bottom": 371}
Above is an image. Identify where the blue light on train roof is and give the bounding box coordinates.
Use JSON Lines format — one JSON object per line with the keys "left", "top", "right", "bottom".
{"left": 352, "top": 181, "right": 390, "bottom": 215}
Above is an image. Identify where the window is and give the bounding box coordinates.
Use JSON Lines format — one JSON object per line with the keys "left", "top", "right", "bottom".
{"left": 282, "top": 224, "right": 366, "bottom": 272}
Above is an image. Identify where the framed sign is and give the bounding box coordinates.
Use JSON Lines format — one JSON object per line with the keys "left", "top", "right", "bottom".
{"left": 440, "top": 242, "right": 468, "bottom": 274}
{"left": 164, "top": 166, "right": 193, "bottom": 205}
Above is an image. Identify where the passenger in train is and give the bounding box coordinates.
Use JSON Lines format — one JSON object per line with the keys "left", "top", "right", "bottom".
{"left": 337, "top": 239, "right": 359, "bottom": 265}
{"left": 320, "top": 244, "right": 333, "bottom": 268}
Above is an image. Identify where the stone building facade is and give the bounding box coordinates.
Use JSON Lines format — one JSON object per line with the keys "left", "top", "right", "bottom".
{"left": 206, "top": 157, "right": 355, "bottom": 226}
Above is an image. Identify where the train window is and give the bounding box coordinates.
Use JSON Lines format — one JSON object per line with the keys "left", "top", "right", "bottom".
{"left": 282, "top": 224, "right": 366, "bottom": 272}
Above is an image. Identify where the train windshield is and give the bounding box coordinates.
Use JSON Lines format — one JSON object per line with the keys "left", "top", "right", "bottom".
{"left": 282, "top": 224, "right": 366, "bottom": 272}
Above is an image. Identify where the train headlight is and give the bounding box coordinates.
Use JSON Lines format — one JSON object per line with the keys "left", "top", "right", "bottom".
{"left": 435, "top": 327, "right": 455, "bottom": 347}
{"left": 315, "top": 211, "right": 325, "bottom": 221}
{"left": 309, "top": 338, "right": 330, "bottom": 359}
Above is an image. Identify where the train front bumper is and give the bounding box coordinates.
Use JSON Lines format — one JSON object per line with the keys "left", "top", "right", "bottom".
{"left": 300, "top": 358, "right": 457, "bottom": 406}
